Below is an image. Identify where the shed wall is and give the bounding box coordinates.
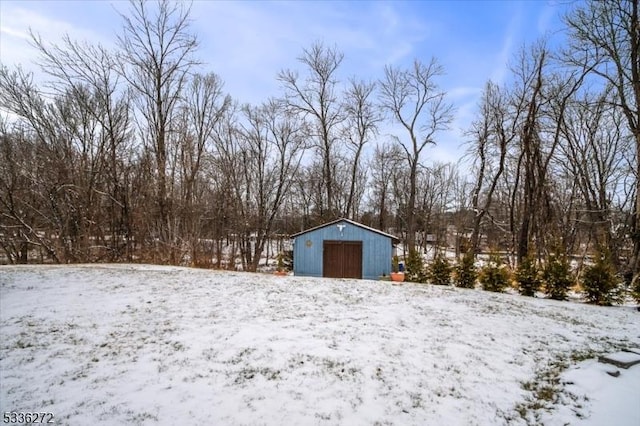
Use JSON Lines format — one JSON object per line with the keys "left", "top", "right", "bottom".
{"left": 293, "top": 220, "right": 392, "bottom": 280}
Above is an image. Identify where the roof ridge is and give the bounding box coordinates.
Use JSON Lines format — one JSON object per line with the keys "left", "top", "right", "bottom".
{"left": 292, "top": 218, "right": 400, "bottom": 243}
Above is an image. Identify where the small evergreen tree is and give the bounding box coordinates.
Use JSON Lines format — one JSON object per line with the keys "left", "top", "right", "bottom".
{"left": 276, "top": 252, "right": 285, "bottom": 272}
{"left": 405, "top": 249, "right": 427, "bottom": 283}
{"left": 479, "top": 254, "right": 510, "bottom": 292}
{"left": 632, "top": 276, "right": 640, "bottom": 305}
{"left": 582, "top": 253, "right": 622, "bottom": 306}
{"left": 428, "top": 252, "right": 452, "bottom": 286}
{"left": 455, "top": 251, "right": 477, "bottom": 289}
{"left": 392, "top": 255, "right": 400, "bottom": 273}
{"left": 543, "top": 254, "right": 573, "bottom": 301}
{"left": 516, "top": 255, "right": 541, "bottom": 297}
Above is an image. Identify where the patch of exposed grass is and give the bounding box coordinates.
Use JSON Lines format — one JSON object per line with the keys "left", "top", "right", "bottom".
{"left": 514, "top": 347, "right": 616, "bottom": 425}
{"left": 234, "top": 367, "right": 281, "bottom": 384}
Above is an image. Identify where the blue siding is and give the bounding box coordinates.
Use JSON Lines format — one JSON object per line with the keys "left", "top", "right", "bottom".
{"left": 293, "top": 220, "right": 393, "bottom": 280}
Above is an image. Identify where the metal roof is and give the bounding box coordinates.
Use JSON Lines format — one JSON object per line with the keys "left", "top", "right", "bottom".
{"left": 291, "top": 218, "right": 400, "bottom": 244}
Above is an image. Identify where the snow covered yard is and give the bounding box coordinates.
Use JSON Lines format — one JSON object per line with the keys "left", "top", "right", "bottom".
{"left": 1, "top": 265, "right": 638, "bottom": 426}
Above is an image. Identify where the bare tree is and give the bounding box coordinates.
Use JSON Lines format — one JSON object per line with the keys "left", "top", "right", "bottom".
{"left": 0, "top": 120, "right": 61, "bottom": 263}
{"left": 218, "top": 100, "right": 306, "bottom": 271}
{"left": 0, "top": 66, "right": 127, "bottom": 263}
{"left": 503, "top": 42, "right": 583, "bottom": 263}
{"left": 416, "top": 161, "right": 462, "bottom": 255}
{"left": 378, "top": 58, "right": 454, "bottom": 251}
{"left": 510, "top": 44, "right": 549, "bottom": 263}
{"left": 466, "top": 81, "right": 512, "bottom": 256}
{"left": 340, "top": 79, "right": 381, "bottom": 219}
{"left": 278, "top": 42, "right": 345, "bottom": 219}
{"left": 564, "top": 0, "right": 640, "bottom": 280}
{"left": 176, "top": 72, "right": 230, "bottom": 265}
{"left": 206, "top": 104, "right": 241, "bottom": 268}
{"left": 464, "top": 42, "right": 585, "bottom": 262}
{"left": 557, "top": 88, "right": 634, "bottom": 266}
{"left": 30, "top": 33, "right": 133, "bottom": 260}
{"left": 117, "top": 0, "right": 199, "bottom": 262}
{"left": 368, "top": 141, "right": 404, "bottom": 232}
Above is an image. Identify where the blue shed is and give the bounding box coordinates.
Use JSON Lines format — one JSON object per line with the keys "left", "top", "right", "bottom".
{"left": 292, "top": 218, "right": 400, "bottom": 280}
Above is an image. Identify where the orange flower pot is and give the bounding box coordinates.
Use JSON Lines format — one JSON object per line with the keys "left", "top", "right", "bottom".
{"left": 390, "top": 272, "right": 405, "bottom": 282}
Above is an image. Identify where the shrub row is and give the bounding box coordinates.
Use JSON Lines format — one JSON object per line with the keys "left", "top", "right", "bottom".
{"left": 400, "top": 250, "right": 636, "bottom": 306}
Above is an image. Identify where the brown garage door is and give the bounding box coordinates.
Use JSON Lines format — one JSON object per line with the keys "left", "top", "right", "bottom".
{"left": 323, "top": 240, "right": 362, "bottom": 279}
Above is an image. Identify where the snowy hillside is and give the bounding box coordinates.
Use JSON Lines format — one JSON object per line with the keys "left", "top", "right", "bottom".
{"left": 1, "top": 265, "right": 638, "bottom": 425}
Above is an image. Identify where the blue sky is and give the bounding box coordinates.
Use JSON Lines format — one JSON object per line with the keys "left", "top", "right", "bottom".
{"left": 0, "top": 0, "right": 574, "bottom": 163}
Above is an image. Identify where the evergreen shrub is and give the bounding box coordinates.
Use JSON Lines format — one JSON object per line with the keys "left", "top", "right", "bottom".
{"left": 543, "top": 254, "right": 573, "bottom": 301}
{"left": 479, "top": 254, "right": 510, "bottom": 292}
{"left": 516, "top": 255, "right": 541, "bottom": 297}
{"left": 428, "top": 252, "right": 452, "bottom": 286}
{"left": 455, "top": 251, "right": 477, "bottom": 289}
{"left": 582, "top": 253, "right": 622, "bottom": 306}
{"left": 406, "top": 249, "right": 428, "bottom": 283}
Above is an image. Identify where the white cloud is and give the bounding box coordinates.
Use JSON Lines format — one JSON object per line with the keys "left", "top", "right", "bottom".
{"left": 0, "top": 4, "right": 114, "bottom": 80}
{"left": 0, "top": 7, "right": 40, "bottom": 68}
{"left": 448, "top": 86, "right": 482, "bottom": 100}
{"left": 537, "top": 3, "right": 556, "bottom": 35}
{"left": 192, "top": 1, "right": 347, "bottom": 105}
{"left": 489, "top": 5, "right": 524, "bottom": 85}
{"left": 490, "top": 34, "right": 514, "bottom": 85}
{"left": 189, "top": 1, "right": 430, "bottom": 106}
{"left": 0, "top": 25, "right": 30, "bottom": 40}
{"left": 0, "top": 0, "right": 562, "bottom": 169}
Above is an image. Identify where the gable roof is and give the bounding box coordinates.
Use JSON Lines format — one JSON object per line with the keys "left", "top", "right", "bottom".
{"left": 291, "top": 218, "right": 400, "bottom": 244}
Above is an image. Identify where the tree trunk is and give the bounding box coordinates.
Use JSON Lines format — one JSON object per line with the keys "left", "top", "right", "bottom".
{"left": 406, "top": 159, "right": 418, "bottom": 252}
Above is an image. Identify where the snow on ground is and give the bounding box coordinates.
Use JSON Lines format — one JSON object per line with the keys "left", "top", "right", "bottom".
{"left": 0, "top": 265, "right": 638, "bottom": 426}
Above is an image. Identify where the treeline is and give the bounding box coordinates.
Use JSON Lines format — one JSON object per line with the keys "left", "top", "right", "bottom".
{"left": 0, "top": 0, "right": 638, "bottom": 285}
